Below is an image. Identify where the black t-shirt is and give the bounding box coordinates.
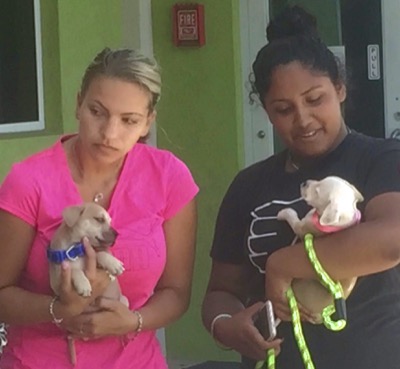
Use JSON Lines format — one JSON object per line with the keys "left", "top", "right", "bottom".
{"left": 211, "top": 131, "right": 400, "bottom": 369}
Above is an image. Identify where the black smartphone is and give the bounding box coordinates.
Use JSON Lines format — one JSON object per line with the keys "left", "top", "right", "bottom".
{"left": 253, "top": 300, "right": 277, "bottom": 341}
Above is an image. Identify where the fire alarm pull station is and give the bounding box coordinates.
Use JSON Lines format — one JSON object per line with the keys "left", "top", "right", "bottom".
{"left": 172, "top": 3, "right": 205, "bottom": 47}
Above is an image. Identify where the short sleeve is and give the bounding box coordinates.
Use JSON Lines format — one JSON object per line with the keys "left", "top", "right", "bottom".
{"left": 163, "top": 155, "right": 199, "bottom": 220}
{"left": 0, "top": 163, "right": 39, "bottom": 226}
{"left": 362, "top": 140, "right": 400, "bottom": 203}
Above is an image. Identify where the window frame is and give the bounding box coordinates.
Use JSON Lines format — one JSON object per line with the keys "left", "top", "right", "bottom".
{"left": 0, "top": 0, "right": 45, "bottom": 133}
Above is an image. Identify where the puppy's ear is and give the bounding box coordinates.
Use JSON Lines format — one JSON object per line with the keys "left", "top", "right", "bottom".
{"left": 320, "top": 201, "right": 340, "bottom": 226}
{"left": 349, "top": 184, "right": 364, "bottom": 203}
{"left": 63, "top": 206, "right": 84, "bottom": 228}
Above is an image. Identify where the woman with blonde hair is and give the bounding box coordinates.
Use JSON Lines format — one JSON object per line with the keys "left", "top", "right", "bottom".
{"left": 0, "top": 47, "right": 198, "bottom": 369}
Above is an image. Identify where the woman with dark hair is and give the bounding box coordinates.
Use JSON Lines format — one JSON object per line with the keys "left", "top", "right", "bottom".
{"left": 202, "top": 6, "right": 400, "bottom": 369}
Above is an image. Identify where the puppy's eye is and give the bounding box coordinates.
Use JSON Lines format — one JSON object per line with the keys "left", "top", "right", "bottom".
{"left": 94, "top": 217, "right": 105, "bottom": 224}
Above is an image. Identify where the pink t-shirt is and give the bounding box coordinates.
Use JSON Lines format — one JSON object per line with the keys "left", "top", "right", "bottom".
{"left": 0, "top": 137, "right": 199, "bottom": 369}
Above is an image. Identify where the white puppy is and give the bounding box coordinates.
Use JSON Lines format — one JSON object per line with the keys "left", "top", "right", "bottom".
{"left": 277, "top": 176, "right": 363, "bottom": 318}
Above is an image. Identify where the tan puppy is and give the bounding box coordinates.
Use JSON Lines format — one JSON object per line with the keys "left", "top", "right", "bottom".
{"left": 48, "top": 203, "right": 127, "bottom": 365}
{"left": 48, "top": 202, "right": 125, "bottom": 303}
{"left": 277, "top": 176, "right": 363, "bottom": 319}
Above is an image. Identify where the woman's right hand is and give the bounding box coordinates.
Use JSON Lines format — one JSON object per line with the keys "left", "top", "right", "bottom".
{"left": 213, "top": 302, "right": 283, "bottom": 361}
{"left": 55, "top": 237, "right": 111, "bottom": 319}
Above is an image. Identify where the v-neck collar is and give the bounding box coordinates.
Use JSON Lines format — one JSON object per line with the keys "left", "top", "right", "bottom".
{"left": 56, "top": 135, "right": 133, "bottom": 215}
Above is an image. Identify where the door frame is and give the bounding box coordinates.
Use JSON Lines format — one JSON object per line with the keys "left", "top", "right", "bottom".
{"left": 122, "top": 0, "right": 158, "bottom": 147}
{"left": 240, "top": 0, "right": 274, "bottom": 168}
{"left": 121, "top": 0, "right": 166, "bottom": 355}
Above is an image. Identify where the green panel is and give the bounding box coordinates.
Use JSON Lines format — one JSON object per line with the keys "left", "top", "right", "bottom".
{"left": 41, "top": 0, "right": 63, "bottom": 135}
{"left": 0, "top": 136, "right": 58, "bottom": 180}
{"left": 152, "top": 0, "right": 242, "bottom": 363}
{"left": 57, "top": 0, "right": 122, "bottom": 133}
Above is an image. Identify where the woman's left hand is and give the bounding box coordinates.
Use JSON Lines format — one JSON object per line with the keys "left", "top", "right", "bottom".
{"left": 61, "top": 298, "right": 137, "bottom": 340}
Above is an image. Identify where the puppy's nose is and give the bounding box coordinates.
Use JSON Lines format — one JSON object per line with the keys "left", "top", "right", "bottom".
{"left": 111, "top": 228, "right": 119, "bottom": 238}
{"left": 101, "top": 228, "right": 119, "bottom": 247}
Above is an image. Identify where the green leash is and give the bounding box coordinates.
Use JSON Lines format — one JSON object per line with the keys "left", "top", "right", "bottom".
{"left": 255, "top": 348, "right": 275, "bottom": 369}
{"left": 304, "top": 233, "right": 347, "bottom": 331}
{"left": 256, "top": 233, "right": 347, "bottom": 369}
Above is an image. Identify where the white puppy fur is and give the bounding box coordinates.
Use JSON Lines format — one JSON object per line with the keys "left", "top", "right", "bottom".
{"left": 277, "top": 176, "right": 363, "bottom": 318}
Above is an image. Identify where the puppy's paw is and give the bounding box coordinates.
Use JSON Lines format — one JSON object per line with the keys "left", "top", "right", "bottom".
{"left": 106, "top": 271, "right": 116, "bottom": 281}
{"left": 74, "top": 277, "right": 92, "bottom": 297}
{"left": 97, "top": 252, "right": 125, "bottom": 276}
{"left": 106, "top": 257, "right": 125, "bottom": 276}
{"left": 277, "top": 208, "right": 297, "bottom": 221}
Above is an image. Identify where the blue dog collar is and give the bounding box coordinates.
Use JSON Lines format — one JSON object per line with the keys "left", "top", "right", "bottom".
{"left": 47, "top": 242, "right": 86, "bottom": 264}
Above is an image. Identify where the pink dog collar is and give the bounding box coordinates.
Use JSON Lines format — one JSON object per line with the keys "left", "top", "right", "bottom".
{"left": 311, "top": 209, "right": 361, "bottom": 234}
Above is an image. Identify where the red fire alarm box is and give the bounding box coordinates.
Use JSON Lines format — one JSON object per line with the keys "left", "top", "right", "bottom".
{"left": 172, "top": 3, "right": 205, "bottom": 47}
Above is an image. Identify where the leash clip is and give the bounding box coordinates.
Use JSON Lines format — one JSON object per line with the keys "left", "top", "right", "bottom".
{"left": 333, "top": 298, "right": 347, "bottom": 321}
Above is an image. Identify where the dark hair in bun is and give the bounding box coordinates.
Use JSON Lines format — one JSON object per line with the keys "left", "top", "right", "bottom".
{"left": 251, "top": 5, "right": 345, "bottom": 106}
{"left": 266, "top": 5, "right": 318, "bottom": 42}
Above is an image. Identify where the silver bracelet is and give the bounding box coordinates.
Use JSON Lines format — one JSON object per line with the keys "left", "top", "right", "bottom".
{"left": 210, "top": 313, "right": 232, "bottom": 350}
{"left": 49, "top": 296, "right": 63, "bottom": 325}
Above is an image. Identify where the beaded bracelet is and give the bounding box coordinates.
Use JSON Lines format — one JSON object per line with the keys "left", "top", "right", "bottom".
{"left": 132, "top": 310, "right": 143, "bottom": 336}
{"left": 49, "top": 296, "right": 63, "bottom": 326}
{"left": 210, "top": 313, "right": 232, "bottom": 351}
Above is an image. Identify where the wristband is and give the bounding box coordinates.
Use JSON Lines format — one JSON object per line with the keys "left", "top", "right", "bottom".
{"left": 210, "top": 313, "right": 232, "bottom": 351}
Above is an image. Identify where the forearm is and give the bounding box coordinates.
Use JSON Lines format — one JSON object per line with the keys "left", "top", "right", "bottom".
{"left": 270, "top": 218, "right": 400, "bottom": 280}
{"left": 0, "top": 286, "right": 55, "bottom": 325}
{"left": 137, "top": 286, "right": 191, "bottom": 331}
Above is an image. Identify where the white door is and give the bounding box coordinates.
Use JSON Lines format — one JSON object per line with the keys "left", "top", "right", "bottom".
{"left": 381, "top": 0, "right": 400, "bottom": 139}
{"left": 240, "top": 0, "right": 274, "bottom": 168}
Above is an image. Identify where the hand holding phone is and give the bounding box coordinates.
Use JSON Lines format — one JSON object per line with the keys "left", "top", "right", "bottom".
{"left": 253, "top": 300, "right": 279, "bottom": 341}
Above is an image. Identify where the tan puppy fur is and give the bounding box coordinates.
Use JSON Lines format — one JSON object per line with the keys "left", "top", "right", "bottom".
{"left": 49, "top": 203, "right": 126, "bottom": 307}
{"left": 277, "top": 176, "right": 363, "bottom": 319}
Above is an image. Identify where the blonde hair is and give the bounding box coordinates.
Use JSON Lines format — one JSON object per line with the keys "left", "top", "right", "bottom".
{"left": 80, "top": 48, "right": 161, "bottom": 112}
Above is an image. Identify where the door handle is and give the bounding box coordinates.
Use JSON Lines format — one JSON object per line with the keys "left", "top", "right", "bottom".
{"left": 257, "top": 130, "right": 266, "bottom": 139}
{"left": 390, "top": 128, "right": 400, "bottom": 139}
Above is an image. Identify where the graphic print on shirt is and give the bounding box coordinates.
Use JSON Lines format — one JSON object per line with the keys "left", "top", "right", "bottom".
{"left": 248, "top": 196, "right": 308, "bottom": 274}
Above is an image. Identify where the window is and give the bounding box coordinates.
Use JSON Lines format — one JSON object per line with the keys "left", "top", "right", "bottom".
{"left": 0, "top": 0, "right": 44, "bottom": 133}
